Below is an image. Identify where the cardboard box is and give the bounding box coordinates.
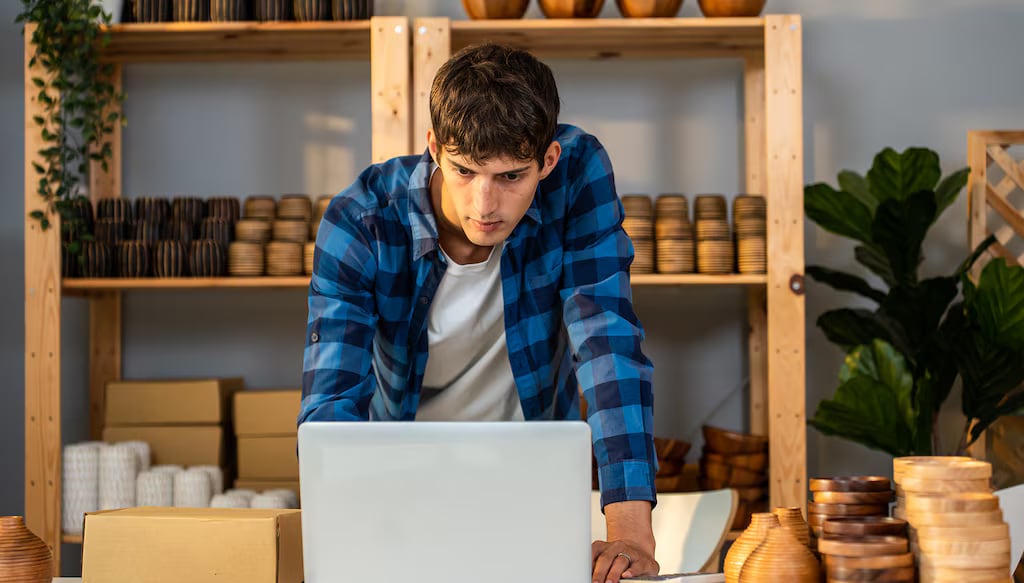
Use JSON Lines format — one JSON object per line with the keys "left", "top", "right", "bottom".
{"left": 82, "top": 507, "right": 302, "bottom": 583}
{"left": 234, "top": 390, "right": 301, "bottom": 437}
{"left": 238, "top": 436, "right": 298, "bottom": 479}
{"left": 103, "top": 426, "right": 224, "bottom": 467}
{"left": 234, "top": 479, "right": 302, "bottom": 501}
{"left": 105, "top": 378, "right": 244, "bottom": 426}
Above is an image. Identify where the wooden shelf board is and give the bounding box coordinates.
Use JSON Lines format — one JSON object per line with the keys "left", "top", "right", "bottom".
{"left": 62, "top": 533, "right": 83, "bottom": 544}
{"left": 62, "top": 273, "right": 764, "bottom": 294}
{"left": 449, "top": 18, "right": 766, "bottom": 59}
{"left": 97, "top": 21, "right": 373, "bottom": 63}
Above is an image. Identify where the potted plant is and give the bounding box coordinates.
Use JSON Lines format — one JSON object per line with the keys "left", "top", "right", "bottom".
{"left": 17, "top": 0, "right": 125, "bottom": 259}
{"left": 805, "top": 147, "right": 1024, "bottom": 457}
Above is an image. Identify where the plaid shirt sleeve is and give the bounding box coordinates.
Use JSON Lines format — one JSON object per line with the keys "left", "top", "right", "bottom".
{"left": 299, "top": 174, "right": 380, "bottom": 423}
{"left": 559, "top": 133, "right": 657, "bottom": 508}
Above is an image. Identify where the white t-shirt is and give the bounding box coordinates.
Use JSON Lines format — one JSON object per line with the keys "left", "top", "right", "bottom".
{"left": 414, "top": 243, "right": 524, "bottom": 421}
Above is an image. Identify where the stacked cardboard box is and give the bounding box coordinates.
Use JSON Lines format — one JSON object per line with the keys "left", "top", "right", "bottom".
{"left": 102, "top": 378, "right": 243, "bottom": 472}
{"left": 234, "top": 390, "right": 301, "bottom": 497}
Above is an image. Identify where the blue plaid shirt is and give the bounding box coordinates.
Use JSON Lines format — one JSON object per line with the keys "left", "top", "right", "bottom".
{"left": 300, "top": 124, "right": 656, "bottom": 507}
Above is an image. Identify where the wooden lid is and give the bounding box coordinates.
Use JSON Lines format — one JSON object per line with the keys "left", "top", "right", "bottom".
{"left": 817, "top": 535, "right": 908, "bottom": 557}
{"left": 898, "top": 458, "right": 992, "bottom": 481}
{"left": 813, "top": 490, "right": 893, "bottom": 504}
{"left": 807, "top": 502, "right": 890, "bottom": 516}
{"left": 809, "top": 476, "right": 891, "bottom": 492}
{"left": 822, "top": 517, "right": 907, "bottom": 537}
{"left": 823, "top": 552, "right": 914, "bottom": 570}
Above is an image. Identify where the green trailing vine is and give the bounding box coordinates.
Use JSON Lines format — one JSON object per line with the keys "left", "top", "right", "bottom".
{"left": 16, "top": 0, "right": 125, "bottom": 256}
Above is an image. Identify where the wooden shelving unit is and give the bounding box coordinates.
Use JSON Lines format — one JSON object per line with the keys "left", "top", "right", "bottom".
{"left": 25, "top": 15, "right": 805, "bottom": 570}
{"left": 411, "top": 15, "right": 804, "bottom": 510}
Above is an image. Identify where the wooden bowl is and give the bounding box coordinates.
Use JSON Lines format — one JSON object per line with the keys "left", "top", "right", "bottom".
{"left": 703, "top": 449, "right": 768, "bottom": 472}
{"left": 700, "top": 459, "right": 766, "bottom": 487}
{"left": 538, "top": 0, "right": 605, "bottom": 18}
{"left": 615, "top": 0, "right": 683, "bottom": 17}
{"left": 702, "top": 425, "right": 768, "bottom": 455}
{"left": 697, "top": 0, "right": 765, "bottom": 17}
{"left": 462, "top": 0, "right": 529, "bottom": 19}
{"left": 654, "top": 437, "right": 691, "bottom": 463}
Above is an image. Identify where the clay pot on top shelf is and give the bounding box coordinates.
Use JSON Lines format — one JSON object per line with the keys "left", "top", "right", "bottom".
{"left": 615, "top": 0, "right": 683, "bottom": 17}
{"left": 539, "top": 0, "right": 605, "bottom": 18}
{"left": 0, "top": 516, "right": 52, "bottom": 582}
{"left": 697, "top": 0, "right": 765, "bottom": 17}
{"left": 462, "top": 0, "right": 530, "bottom": 19}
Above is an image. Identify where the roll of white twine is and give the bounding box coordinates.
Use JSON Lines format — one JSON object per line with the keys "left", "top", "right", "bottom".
{"left": 119, "top": 440, "right": 152, "bottom": 471}
{"left": 265, "top": 488, "right": 299, "bottom": 509}
{"left": 99, "top": 444, "right": 137, "bottom": 510}
{"left": 136, "top": 470, "right": 174, "bottom": 507}
{"left": 62, "top": 443, "right": 101, "bottom": 535}
{"left": 210, "top": 494, "right": 250, "bottom": 509}
{"left": 224, "top": 488, "right": 256, "bottom": 503}
{"left": 173, "top": 469, "right": 212, "bottom": 508}
{"left": 250, "top": 492, "right": 291, "bottom": 509}
{"left": 191, "top": 465, "right": 224, "bottom": 494}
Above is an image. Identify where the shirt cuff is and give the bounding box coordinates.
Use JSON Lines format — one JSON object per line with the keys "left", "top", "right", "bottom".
{"left": 598, "top": 458, "right": 657, "bottom": 509}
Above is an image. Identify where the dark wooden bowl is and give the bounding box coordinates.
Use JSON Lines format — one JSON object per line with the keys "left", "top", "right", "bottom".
{"left": 654, "top": 437, "right": 691, "bottom": 463}
{"left": 135, "top": 197, "right": 170, "bottom": 224}
{"left": 698, "top": 0, "right": 765, "bottom": 17}
{"left": 211, "top": 0, "right": 247, "bottom": 20}
{"left": 118, "top": 241, "right": 150, "bottom": 278}
{"left": 190, "top": 240, "right": 226, "bottom": 277}
{"left": 538, "top": 0, "right": 605, "bottom": 18}
{"left": 172, "top": 0, "right": 208, "bottom": 21}
{"left": 97, "top": 198, "right": 134, "bottom": 223}
{"left": 615, "top": 0, "right": 683, "bottom": 17}
{"left": 294, "top": 0, "right": 330, "bottom": 20}
{"left": 254, "top": 0, "right": 291, "bottom": 20}
{"left": 702, "top": 425, "right": 768, "bottom": 455}
{"left": 154, "top": 240, "right": 187, "bottom": 278}
{"left": 81, "top": 242, "right": 114, "bottom": 278}
{"left": 206, "top": 197, "right": 240, "bottom": 222}
{"left": 462, "top": 0, "right": 530, "bottom": 19}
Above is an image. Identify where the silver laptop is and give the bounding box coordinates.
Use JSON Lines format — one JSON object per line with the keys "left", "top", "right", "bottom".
{"left": 298, "top": 421, "right": 592, "bottom": 583}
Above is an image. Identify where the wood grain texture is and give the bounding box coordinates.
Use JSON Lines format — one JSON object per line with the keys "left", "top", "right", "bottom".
{"left": 744, "top": 53, "right": 768, "bottom": 437}
{"left": 764, "top": 13, "right": 805, "bottom": 511}
{"left": 412, "top": 18, "right": 450, "bottom": 155}
{"left": 24, "top": 24, "right": 62, "bottom": 569}
{"left": 371, "top": 17, "right": 411, "bottom": 162}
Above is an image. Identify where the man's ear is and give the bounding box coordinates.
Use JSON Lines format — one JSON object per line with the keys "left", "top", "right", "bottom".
{"left": 427, "top": 129, "right": 438, "bottom": 162}
{"left": 537, "top": 141, "right": 562, "bottom": 181}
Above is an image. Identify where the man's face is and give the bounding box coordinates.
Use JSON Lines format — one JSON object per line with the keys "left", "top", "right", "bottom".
{"left": 429, "top": 131, "right": 561, "bottom": 249}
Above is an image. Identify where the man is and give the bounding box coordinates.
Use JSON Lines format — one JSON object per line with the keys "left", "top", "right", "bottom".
{"left": 300, "top": 43, "right": 658, "bottom": 583}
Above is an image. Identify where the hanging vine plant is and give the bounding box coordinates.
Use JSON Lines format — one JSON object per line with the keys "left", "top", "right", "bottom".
{"left": 17, "top": 0, "right": 125, "bottom": 257}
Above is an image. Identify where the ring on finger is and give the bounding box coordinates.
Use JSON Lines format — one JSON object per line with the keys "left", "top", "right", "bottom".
{"left": 616, "top": 552, "right": 633, "bottom": 569}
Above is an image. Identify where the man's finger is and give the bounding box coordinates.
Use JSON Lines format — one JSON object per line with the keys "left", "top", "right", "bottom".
{"left": 591, "top": 540, "right": 608, "bottom": 562}
{"left": 592, "top": 544, "right": 629, "bottom": 583}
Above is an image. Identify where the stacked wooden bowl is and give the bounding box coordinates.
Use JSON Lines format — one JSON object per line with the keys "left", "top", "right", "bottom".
{"left": 621, "top": 195, "right": 654, "bottom": 274}
{"left": 654, "top": 194, "right": 694, "bottom": 274}
{"left": 817, "top": 517, "right": 913, "bottom": 583}
{"left": 700, "top": 425, "right": 768, "bottom": 529}
{"left": 304, "top": 242, "right": 316, "bottom": 275}
{"left": 311, "top": 195, "right": 333, "bottom": 240}
{"left": 893, "top": 456, "right": 1011, "bottom": 582}
{"left": 228, "top": 242, "right": 265, "bottom": 277}
{"left": 695, "top": 195, "right": 733, "bottom": 274}
{"left": 808, "top": 476, "right": 892, "bottom": 549}
{"left": 653, "top": 437, "right": 692, "bottom": 493}
{"left": 733, "top": 195, "right": 766, "bottom": 274}
{"left": 244, "top": 196, "right": 277, "bottom": 221}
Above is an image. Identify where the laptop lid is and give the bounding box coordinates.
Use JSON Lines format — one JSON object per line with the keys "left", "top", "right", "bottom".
{"left": 298, "top": 421, "right": 593, "bottom": 583}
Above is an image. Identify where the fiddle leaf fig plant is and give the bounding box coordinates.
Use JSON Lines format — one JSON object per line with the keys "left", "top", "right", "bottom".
{"left": 16, "top": 0, "right": 125, "bottom": 255}
{"left": 805, "top": 146, "right": 1024, "bottom": 457}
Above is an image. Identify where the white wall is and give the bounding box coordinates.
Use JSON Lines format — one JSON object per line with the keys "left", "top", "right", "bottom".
{"left": 3, "top": 0, "right": 1024, "bottom": 570}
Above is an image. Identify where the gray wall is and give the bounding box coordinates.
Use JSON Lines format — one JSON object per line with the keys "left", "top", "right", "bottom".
{"left": 3, "top": 0, "right": 1024, "bottom": 561}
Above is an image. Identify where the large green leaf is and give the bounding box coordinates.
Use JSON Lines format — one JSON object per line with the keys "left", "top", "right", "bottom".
{"left": 838, "top": 170, "right": 877, "bottom": 213}
{"left": 872, "top": 191, "right": 937, "bottom": 286}
{"left": 818, "top": 309, "right": 895, "bottom": 351}
{"left": 957, "top": 327, "right": 1024, "bottom": 442}
{"left": 867, "top": 147, "right": 941, "bottom": 202}
{"left": 880, "top": 277, "right": 958, "bottom": 353}
{"left": 805, "top": 183, "right": 874, "bottom": 244}
{"left": 810, "top": 340, "right": 919, "bottom": 456}
{"left": 935, "top": 167, "right": 970, "bottom": 216}
{"left": 957, "top": 235, "right": 998, "bottom": 278}
{"left": 806, "top": 266, "right": 887, "bottom": 304}
{"left": 967, "top": 259, "right": 1024, "bottom": 349}
{"left": 855, "top": 245, "right": 897, "bottom": 288}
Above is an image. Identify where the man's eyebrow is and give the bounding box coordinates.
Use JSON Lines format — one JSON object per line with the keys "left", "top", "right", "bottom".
{"left": 449, "top": 160, "right": 532, "bottom": 174}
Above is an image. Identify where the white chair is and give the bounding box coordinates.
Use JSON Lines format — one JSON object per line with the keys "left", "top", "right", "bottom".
{"left": 995, "top": 483, "right": 1024, "bottom": 577}
{"left": 591, "top": 488, "right": 739, "bottom": 574}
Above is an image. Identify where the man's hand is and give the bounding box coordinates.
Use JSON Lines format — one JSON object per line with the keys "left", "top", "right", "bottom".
{"left": 592, "top": 500, "right": 658, "bottom": 582}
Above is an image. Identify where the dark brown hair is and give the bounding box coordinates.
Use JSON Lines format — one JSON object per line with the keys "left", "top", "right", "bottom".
{"left": 429, "top": 43, "right": 560, "bottom": 166}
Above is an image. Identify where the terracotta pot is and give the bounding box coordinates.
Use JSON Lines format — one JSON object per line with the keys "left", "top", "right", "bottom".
{"left": 724, "top": 512, "right": 779, "bottom": 583}
{"left": 0, "top": 516, "right": 52, "bottom": 582}
{"left": 697, "top": 0, "right": 765, "bottom": 17}
{"left": 615, "top": 0, "right": 683, "bottom": 17}
{"left": 538, "top": 0, "right": 605, "bottom": 18}
{"left": 461, "top": 0, "right": 530, "bottom": 19}
{"left": 772, "top": 507, "right": 810, "bottom": 546}
{"left": 739, "top": 525, "right": 819, "bottom": 582}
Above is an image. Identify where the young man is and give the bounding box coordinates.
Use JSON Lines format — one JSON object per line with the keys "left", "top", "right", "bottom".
{"left": 300, "top": 44, "right": 657, "bottom": 582}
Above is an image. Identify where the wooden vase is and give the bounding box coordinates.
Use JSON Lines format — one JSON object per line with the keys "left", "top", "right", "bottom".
{"left": 134, "top": 0, "right": 171, "bottom": 21}
{"left": 190, "top": 240, "right": 226, "bottom": 277}
{"left": 615, "top": 0, "right": 683, "bottom": 17}
{"left": 255, "top": 0, "right": 292, "bottom": 20}
{"left": 206, "top": 197, "right": 241, "bottom": 222}
{"left": 294, "top": 0, "right": 330, "bottom": 20}
{"left": 538, "top": 0, "right": 605, "bottom": 18}
{"left": 154, "top": 241, "right": 186, "bottom": 278}
{"left": 0, "top": 516, "right": 52, "bottom": 582}
{"left": 724, "top": 512, "right": 779, "bottom": 583}
{"left": 200, "top": 218, "right": 233, "bottom": 247}
{"left": 118, "top": 241, "right": 150, "bottom": 278}
{"left": 135, "top": 197, "right": 170, "bottom": 224}
{"left": 461, "top": 0, "right": 530, "bottom": 19}
{"left": 171, "top": 197, "right": 205, "bottom": 226}
{"left": 164, "top": 220, "right": 196, "bottom": 250}
{"left": 81, "top": 242, "right": 114, "bottom": 278}
{"left": 94, "top": 219, "right": 126, "bottom": 247}
{"left": 132, "top": 220, "right": 162, "bottom": 246}
{"left": 97, "top": 198, "right": 134, "bottom": 223}
{"left": 772, "top": 507, "right": 810, "bottom": 546}
{"left": 738, "top": 525, "right": 820, "bottom": 582}
{"left": 210, "top": 0, "right": 247, "bottom": 20}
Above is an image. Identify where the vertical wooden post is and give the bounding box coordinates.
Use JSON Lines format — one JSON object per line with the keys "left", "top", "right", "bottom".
{"left": 371, "top": 16, "right": 411, "bottom": 161}
{"left": 744, "top": 52, "right": 768, "bottom": 437}
{"left": 967, "top": 131, "right": 991, "bottom": 279}
{"left": 764, "top": 14, "right": 805, "bottom": 511}
{"left": 411, "top": 18, "right": 450, "bottom": 156}
{"left": 88, "top": 64, "right": 124, "bottom": 440}
{"left": 24, "top": 25, "right": 62, "bottom": 571}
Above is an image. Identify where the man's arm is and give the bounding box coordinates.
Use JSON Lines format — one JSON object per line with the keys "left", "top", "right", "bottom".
{"left": 299, "top": 193, "right": 379, "bottom": 424}
{"left": 558, "top": 133, "right": 658, "bottom": 581}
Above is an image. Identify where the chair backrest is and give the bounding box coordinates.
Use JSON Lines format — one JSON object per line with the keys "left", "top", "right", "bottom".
{"left": 995, "top": 483, "right": 1024, "bottom": 576}
{"left": 591, "top": 489, "right": 739, "bottom": 573}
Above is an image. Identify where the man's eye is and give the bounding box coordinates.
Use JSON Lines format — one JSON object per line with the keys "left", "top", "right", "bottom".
{"left": 456, "top": 167, "right": 473, "bottom": 177}
{"left": 503, "top": 173, "right": 520, "bottom": 181}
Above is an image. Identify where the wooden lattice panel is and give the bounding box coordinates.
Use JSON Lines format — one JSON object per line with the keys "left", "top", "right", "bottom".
{"left": 968, "top": 130, "right": 1024, "bottom": 274}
